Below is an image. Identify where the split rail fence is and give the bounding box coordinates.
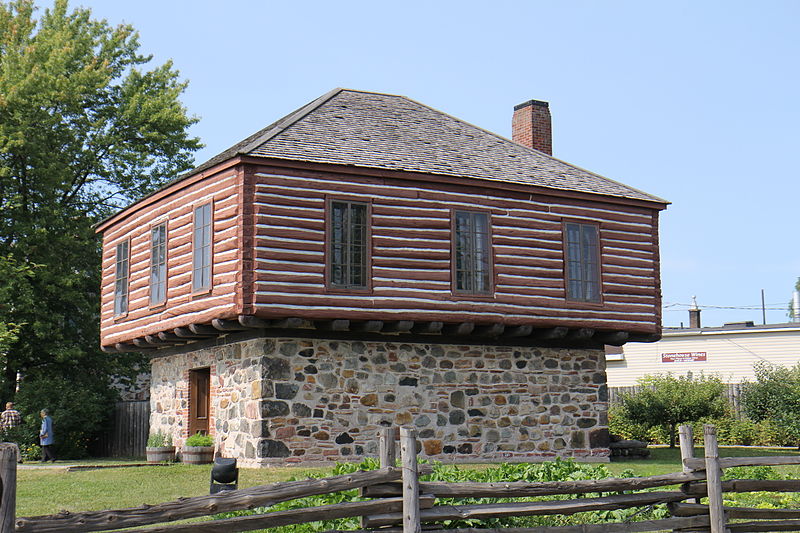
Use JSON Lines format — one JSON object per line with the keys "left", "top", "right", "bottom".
{"left": 3, "top": 424, "right": 800, "bottom": 532}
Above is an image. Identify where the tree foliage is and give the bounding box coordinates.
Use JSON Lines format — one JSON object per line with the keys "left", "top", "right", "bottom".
{"left": 0, "top": 0, "right": 201, "bottom": 455}
{"left": 741, "top": 362, "right": 800, "bottom": 444}
{"left": 616, "top": 373, "right": 728, "bottom": 447}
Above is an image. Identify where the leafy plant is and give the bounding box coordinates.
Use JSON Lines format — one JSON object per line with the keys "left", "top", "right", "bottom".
{"left": 615, "top": 373, "right": 728, "bottom": 447}
{"left": 147, "top": 432, "right": 173, "bottom": 448}
{"left": 742, "top": 362, "right": 800, "bottom": 446}
{"left": 185, "top": 433, "right": 213, "bottom": 447}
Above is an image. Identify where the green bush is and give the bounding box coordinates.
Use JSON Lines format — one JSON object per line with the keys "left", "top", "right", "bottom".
{"left": 147, "top": 431, "right": 173, "bottom": 448}
{"left": 185, "top": 433, "right": 213, "bottom": 447}
{"left": 12, "top": 373, "right": 118, "bottom": 458}
{"left": 614, "top": 374, "right": 728, "bottom": 447}
{"left": 742, "top": 362, "right": 800, "bottom": 445}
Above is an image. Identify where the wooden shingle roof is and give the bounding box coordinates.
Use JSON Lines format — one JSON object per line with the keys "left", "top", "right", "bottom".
{"left": 191, "top": 88, "right": 666, "bottom": 204}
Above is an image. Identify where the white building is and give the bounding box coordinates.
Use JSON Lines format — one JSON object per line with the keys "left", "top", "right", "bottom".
{"left": 606, "top": 315, "right": 800, "bottom": 386}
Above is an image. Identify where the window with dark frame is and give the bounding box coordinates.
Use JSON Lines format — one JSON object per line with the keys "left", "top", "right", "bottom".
{"left": 150, "top": 222, "right": 167, "bottom": 305}
{"left": 564, "top": 222, "right": 601, "bottom": 302}
{"left": 329, "top": 201, "right": 368, "bottom": 289}
{"left": 192, "top": 203, "right": 212, "bottom": 292}
{"left": 114, "top": 240, "right": 129, "bottom": 316}
{"left": 454, "top": 210, "right": 491, "bottom": 294}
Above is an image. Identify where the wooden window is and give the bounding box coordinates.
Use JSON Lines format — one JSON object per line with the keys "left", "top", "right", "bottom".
{"left": 192, "top": 203, "right": 213, "bottom": 293}
{"left": 113, "top": 240, "right": 129, "bottom": 316}
{"left": 564, "top": 222, "right": 601, "bottom": 302}
{"left": 453, "top": 210, "right": 492, "bottom": 294}
{"left": 329, "top": 201, "right": 368, "bottom": 289}
{"left": 149, "top": 222, "right": 167, "bottom": 305}
{"left": 189, "top": 367, "right": 210, "bottom": 436}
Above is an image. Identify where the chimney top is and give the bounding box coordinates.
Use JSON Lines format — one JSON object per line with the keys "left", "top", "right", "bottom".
{"left": 512, "top": 98, "right": 552, "bottom": 155}
{"left": 688, "top": 296, "right": 701, "bottom": 329}
{"left": 513, "top": 99, "right": 549, "bottom": 111}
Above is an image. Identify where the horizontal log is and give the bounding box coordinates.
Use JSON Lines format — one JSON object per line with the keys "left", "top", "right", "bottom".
{"left": 442, "top": 322, "right": 475, "bottom": 336}
{"left": 363, "top": 471, "right": 706, "bottom": 498}
{"left": 530, "top": 327, "right": 569, "bottom": 340}
{"left": 173, "top": 327, "right": 213, "bottom": 339}
{"left": 359, "top": 515, "right": 711, "bottom": 533}
{"left": 314, "top": 319, "right": 350, "bottom": 331}
{"left": 352, "top": 320, "right": 384, "bottom": 333}
{"left": 504, "top": 325, "right": 533, "bottom": 338}
{"left": 727, "top": 519, "right": 800, "bottom": 532}
{"left": 156, "top": 332, "right": 186, "bottom": 344}
{"left": 474, "top": 323, "right": 505, "bottom": 337}
{"left": 382, "top": 320, "right": 413, "bottom": 333}
{"left": 122, "top": 497, "right": 407, "bottom": 533}
{"left": 594, "top": 331, "right": 629, "bottom": 345}
{"left": 684, "top": 456, "right": 800, "bottom": 470}
{"left": 670, "top": 502, "right": 800, "bottom": 519}
{"left": 363, "top": 490, "right": 691, "bottom": 527}
{"left": 685, "top": 478, "right": 800, "bottom": 495}
{"left": 268, "top": 317, "right": 307, "bottom": 329}
{"left": 15, "top": 467, "right": 412, "bottom": 533}
{"left": 564, "top": 328, "right": 594, "bottom": 341}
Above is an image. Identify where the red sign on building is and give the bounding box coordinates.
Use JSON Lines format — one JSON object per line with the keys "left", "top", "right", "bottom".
{"left": 661, "top": 352, "right": 707, "bottom": 363}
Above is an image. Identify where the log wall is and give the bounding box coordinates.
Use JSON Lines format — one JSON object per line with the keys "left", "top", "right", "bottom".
{"left": 99, "top": 166, "right": 243, "bottom": 347}
{"left": 248, "top": 166, "right": 661, "bottom": 333}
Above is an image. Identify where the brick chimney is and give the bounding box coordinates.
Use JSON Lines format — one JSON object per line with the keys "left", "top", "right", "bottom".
{"left": 512, "top": 99, "right": 552, "bottom": 155}
{"left": 689, "top": 296, "right": 701, "bottom": 329}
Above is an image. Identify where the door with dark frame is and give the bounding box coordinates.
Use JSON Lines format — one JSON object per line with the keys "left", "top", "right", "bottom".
{"left": 189, "top": 367, "right": 210, "bottom": 436}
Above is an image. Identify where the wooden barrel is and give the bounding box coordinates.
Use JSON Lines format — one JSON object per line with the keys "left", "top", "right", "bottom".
{"left": 146, "top": 446, "right": 175, "bottom": 463}
{"left": 182, "top": 445, "right": 214, "bottom": 464}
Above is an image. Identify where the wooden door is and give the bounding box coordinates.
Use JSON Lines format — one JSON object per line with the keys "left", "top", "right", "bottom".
{"left": 189, "top": 367, "right": 210, "bottom": 435}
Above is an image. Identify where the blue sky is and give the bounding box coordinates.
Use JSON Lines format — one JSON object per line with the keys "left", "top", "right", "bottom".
{"left": 60, "top": 0, "right": 800, "bottom": 327}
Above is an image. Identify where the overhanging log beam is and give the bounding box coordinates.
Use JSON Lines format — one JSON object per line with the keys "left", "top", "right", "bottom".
{"left": 145, "top": 335, "right": 171, "bottom": 346}
{"left": 314, "top": 319, "right": 350, "bottom": 332}
{"left": 474, "top": 323, "right": 505, "bottom": 337}
{"left": 269, "top": 317, "right": 305, "bottom": 329}
{"left": 188, "top": 323, "right": 219, "bottom": 336}
{"left": 115, "top": 343, "right": 145, "bottom": 352}
{"left": 212, "top": 318, "right": 247, "bottom": 332}
{"left": 531, "top": 326, "right": 569, "bottom": 340}
{"left": 565, "top": 328, "right": 595, "bottom": 341}
{"left": 595, "top": 331, "right": 629, "bottom": 345}
{"left": 382, "top": 320, "right": 413, "bottom": 333}
{"left": 503, "top": 325, "right": 533, "bottom": 338}
{"left": 352, "top": 320, "right": 384, "bottom": 333}
{"left": 173, "top": 327, "right": 213, "bottom": 339}
{"left": 157, "top": 332, "right": 187, "bottom": 343}
{"left": 239, "top": 315, "right": 269, "bottom": 328}
{"left": 133, "top": 338, "right": 158, "bottom": 348}
{"left": 443, "top": 322, "right": 474, "bottom": 336}
{"left": 412, "top": 321, "right": 443, "bottom": 334}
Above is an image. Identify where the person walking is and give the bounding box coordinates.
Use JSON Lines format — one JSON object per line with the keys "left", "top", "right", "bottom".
{"left": 1, "top": 402, "right": 21, "bottom": 434}
{"left": 2, "top": 402, "right": 23, "bottom": 463}
{"left": 39, "top": 409, "right": 56, "bottom": 463}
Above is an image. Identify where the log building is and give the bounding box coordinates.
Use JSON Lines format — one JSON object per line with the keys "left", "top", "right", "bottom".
{"left": 96, "top": 89, "right": 668, "bottom": 465}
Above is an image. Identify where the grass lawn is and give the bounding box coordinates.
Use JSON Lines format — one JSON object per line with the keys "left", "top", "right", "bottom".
{"left": 16, "top": 446, "right": 800, "bottom": 519}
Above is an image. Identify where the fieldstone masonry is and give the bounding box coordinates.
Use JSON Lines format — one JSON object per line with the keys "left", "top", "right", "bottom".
{"left": 150, "top": 336, "right": 611, "bottom": 467}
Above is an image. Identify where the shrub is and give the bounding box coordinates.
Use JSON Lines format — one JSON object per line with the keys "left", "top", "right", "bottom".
{"left": 615, "top": 373, "right": 728, "bottom": 447}
{"left": 147, "top": 431, "right": 173, "bottom": 448}
{"left": 742, "top": 362, "right": 800, "bottom": 446}
{"left": 185, "top": 433, "right": 213, "bottom": 447}
{"left": 13, "top": 373, "right": 118, "bottom": 458}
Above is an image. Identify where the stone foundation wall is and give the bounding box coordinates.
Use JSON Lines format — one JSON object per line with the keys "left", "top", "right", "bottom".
{"left": 150, "top": 336, "right": 610, "bottom": 467}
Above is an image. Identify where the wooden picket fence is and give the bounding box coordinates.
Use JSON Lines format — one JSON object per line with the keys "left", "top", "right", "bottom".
{"left": 3, "top": 424, "right": 800, "bottom": 532}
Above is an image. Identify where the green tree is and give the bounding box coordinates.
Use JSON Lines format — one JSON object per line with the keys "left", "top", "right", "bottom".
{"left": 741, "top": 362, "right": 800, "bottom": 446}
{"left": 616, "top": 374, "right": 728, "bottom": 447}
{"left": 0, "top": 0, "right": 201, "bottom": 454}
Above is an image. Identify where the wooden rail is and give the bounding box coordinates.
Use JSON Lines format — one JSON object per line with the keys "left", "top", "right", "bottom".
{"left": 5, "top": 424, "right": 800, "bottom": 532}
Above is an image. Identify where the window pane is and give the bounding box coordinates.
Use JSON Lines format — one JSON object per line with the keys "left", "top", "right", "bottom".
{"left": 564, "top": 223, "right": 600, "bottom": 302}
{"left": 329, "top": 201, "right": 368, "bottom": 288}
{"left": 454, "top": 211, "right": 491, "bottom": 293}
{"left": 193, "top": 204, "right": 212, "bottom": 291}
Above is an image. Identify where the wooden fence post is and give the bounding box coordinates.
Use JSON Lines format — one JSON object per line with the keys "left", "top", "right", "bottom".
{"left": 380, "top": 426, "right": 396, "bottom": 468}
{"left": 678, "top": 424, "right": 700, "bottom": 505}
{"left": 703, "top": 424, "right": 727, "bottom": 533}
{"left": 0, "top": 443, "right": 17, "bottom": 533}
{"left": 399, "top": 426, "right": 421, "bottom": 533}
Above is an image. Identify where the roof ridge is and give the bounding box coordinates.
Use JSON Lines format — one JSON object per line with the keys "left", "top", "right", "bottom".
{"left": 241, "top": 87, "right": 345, "bottom": 153}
